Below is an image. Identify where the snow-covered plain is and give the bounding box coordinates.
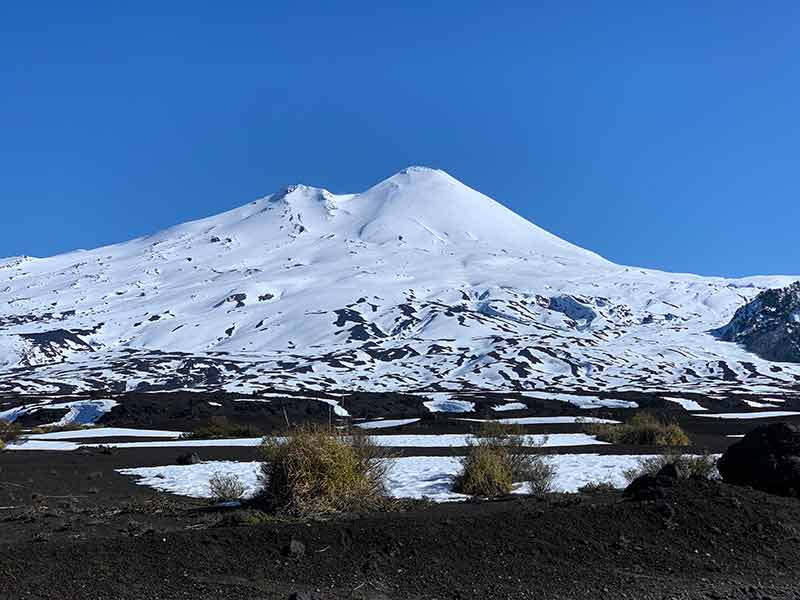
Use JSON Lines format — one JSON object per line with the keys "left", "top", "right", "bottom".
{"left": 0, "top": 167, "right": 797, "bottom": 398}
{"left": 459, "top": 416, "right": 620, "bottom": 425}
{"left": 355, "top": 418, "right": 421, "bottom": 429}
{"left": 519, "top": 392, "right": 638, "bottom": 409}
{"left": 697, "top": 411, "right": 800, "bottom": 420}
{"left": 7, "top": 432, "right": 604, "bottom": 451}
{"left": 118, "top": 453, "right": 696, "bottom": 501}
{"left": 27, "top": 427, "right": 182, "bottom": 440}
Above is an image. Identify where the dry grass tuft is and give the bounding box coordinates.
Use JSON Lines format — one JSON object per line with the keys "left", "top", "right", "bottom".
{"left": 622, "top": 452, "right": 718, "bottom": 483}
{"left": 257, "top": 425, "right": 392, "bottom": 516}
{"left": 208, "top": 472, "right": 247, "bottom": 503}
{"left": 453, "top": 422, "right": 556, "bottom": 497}
{"left": 586, "top": 412, "right": 689, "bottom": 447}
{"left": 0, "top": 419, "right": 23, "bottom": 449}
{"left": 577, "top": 480, "right": 618, "bottom": 494}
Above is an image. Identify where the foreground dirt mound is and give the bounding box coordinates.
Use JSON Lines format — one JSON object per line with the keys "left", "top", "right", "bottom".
{"left": 4, "top": 477, "right": 800, "bottom": 599}
{"left": 718, "top": 422, "right": 800, "bottom": 496}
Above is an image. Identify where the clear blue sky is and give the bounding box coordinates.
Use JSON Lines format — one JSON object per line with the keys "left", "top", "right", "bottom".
{"left": 2, "top": 2, "right": 798, "bottom": 277}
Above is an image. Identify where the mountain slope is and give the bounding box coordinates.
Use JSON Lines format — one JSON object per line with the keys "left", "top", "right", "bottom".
{"left": 1, "top": 167, "right": 798, "bottom": 396}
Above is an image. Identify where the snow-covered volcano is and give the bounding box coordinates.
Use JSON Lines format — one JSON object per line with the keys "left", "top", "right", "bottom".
{"left": 1, "top": 166, "right": 798, "bottom": 396}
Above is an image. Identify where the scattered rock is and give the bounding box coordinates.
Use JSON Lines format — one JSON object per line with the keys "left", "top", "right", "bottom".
{"left": 718, "top": 422, "right": 800, "bottom": 496}
{"left": 283, "top": 538, "right": 306, "bottom": 558}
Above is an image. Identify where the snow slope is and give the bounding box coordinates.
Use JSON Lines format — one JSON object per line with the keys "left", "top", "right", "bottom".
{"left": 1, "top": 166, "right": 798, "bottom": 396}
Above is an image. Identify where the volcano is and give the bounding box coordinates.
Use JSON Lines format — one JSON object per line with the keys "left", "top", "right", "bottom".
{"left": 1, "top": 167, "right": 797, "bottom": 396}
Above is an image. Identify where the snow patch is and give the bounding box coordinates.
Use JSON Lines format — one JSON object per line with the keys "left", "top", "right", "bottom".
{"left": 663, "top": 397, "right": 707, "bottom": 412}
{"left": 698, "top": 411, "right": 800, "bottom": 420}
{"left": 492, "top": 402, "right": 528, "bottom": 412}
{"left": 118, "top": 453, "right": 711, "bottom": 501}
{"left": 355, "top": 418, "right": 420, "bottom": 429}
{"left": 423, "top": 394, "right": 475, "bottom": 413}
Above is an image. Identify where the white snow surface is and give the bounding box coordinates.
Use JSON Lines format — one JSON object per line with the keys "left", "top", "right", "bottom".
{"left": 697, "top": 411, "right": 800, "bottom": 419}
{"left": 519, "top": 392, "right": 637, "bottom": 409}
{"left": 41, "top": 400, "right": 119, "bottom": 427}
{"left": 27, "top": 427, "right": 182, "bottom": 440}
{"left": 423, "top": 395, "right": 475, "bottom": 413}
{"left": 492, "top": 402, "right": 528, "bottom": 412}
{"left": 742, "top": 399, "right": 782, "bottom": 408}
{"left": 6, "top": 440, "right": 82, "bottom": 451}
{"left": 0, "top": 166, "right": 798, "bottom": 397}
{"left": 459, "top": 416, "right": 620, "bottom": 425}
{"left": 355, "top": 418, "right": 421, "bottom": 429}
{"left": 7, "top": 432, "right": 603, "bottom": 451}
{"left": 663, "top": 397, "right": 708, "bottom": 412}
{"left": 118, "top": 453, "right": 699, "bottom": 501}
{"left": 0, "top": 399, "right": 117, "bottom": 424}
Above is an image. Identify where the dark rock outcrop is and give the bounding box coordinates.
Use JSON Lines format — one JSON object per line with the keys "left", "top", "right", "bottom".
{"left": 715, "top": 281, "right": 800, "bottom": 363}
{"left": 718, "top": 422, "right": 800, "bottom": 496}
{"left": 623, "top": 464, "right": 679, "bottom": 501}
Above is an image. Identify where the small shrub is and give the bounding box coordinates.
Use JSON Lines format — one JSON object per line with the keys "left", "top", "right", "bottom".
{"left": 257, "top": 425, "right": 391, "bottom": 516}
{"left": 622, "top": 452, "right": 718, "bottom": 484}
{"left": 586, "top": 412, "right": 689, "bottom": 447}
{"left": 0, "top": 419, "right": 22, "bottom": 446}
{"left": 453, "top": 443, "right": 514, "bottom": 496}
{"left": 578, "top": 481, "right": 618, "bottom": 494}
{"left": 524, "top": 456, "right": 557, "bottom": 495}
{"left": 453, "top": 422, "right": 556, "bottom": 497}
{"left": 473, "top": 421, "right": 525, "bottom": 438}
{"left": 0, "top": 439, "right": 5, "bottom": 451}
{"left": 181, "top": 416, "right": 262, "bottom": 440}
{"left": 208, "top": 472, "right": 246, "bottom": 503}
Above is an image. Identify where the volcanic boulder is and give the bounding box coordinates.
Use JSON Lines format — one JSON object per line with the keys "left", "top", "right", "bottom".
{"left": 717, "top": 422, "right": 800, "bottom": 496}
{"left": 623, "top": 463, "right": 679, "bottom": 501}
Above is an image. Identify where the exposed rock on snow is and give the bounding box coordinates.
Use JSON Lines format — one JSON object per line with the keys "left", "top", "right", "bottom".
{"left": 715, "top": 281, "right": 800, "bottom": 363}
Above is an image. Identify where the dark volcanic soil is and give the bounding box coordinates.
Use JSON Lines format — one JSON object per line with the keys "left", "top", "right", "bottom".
{"left": 4, "top": 390, "right": 800, "bottom": 599}
{"left": 3, "top": 447, "right": 800, "bottom": 599}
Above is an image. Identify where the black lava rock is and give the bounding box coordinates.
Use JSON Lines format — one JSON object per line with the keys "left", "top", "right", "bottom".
{"left": 718, "top": 422, "right": 800, "bottom": 497}
{"left": 624, "top": 464, "right": 678, "bottom": 501}
{"left": 176, "top": 452, "right": 202, "bottom": 465}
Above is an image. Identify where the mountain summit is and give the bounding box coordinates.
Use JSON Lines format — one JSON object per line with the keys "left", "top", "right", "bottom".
{"left": 0, "top": 168, "right": 797, "bottom": 395}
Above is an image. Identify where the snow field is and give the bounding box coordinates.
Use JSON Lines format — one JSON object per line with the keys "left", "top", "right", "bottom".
{"left": 119, "top": 453, "right": 712, "bottom": 502}
{"left": 7, "top": 432, "right": 605, "bottom": 451}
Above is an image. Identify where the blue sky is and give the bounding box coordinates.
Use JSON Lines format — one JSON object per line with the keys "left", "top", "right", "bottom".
{"left": 1, "top": 2, "right": 798, "bottom": 277}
